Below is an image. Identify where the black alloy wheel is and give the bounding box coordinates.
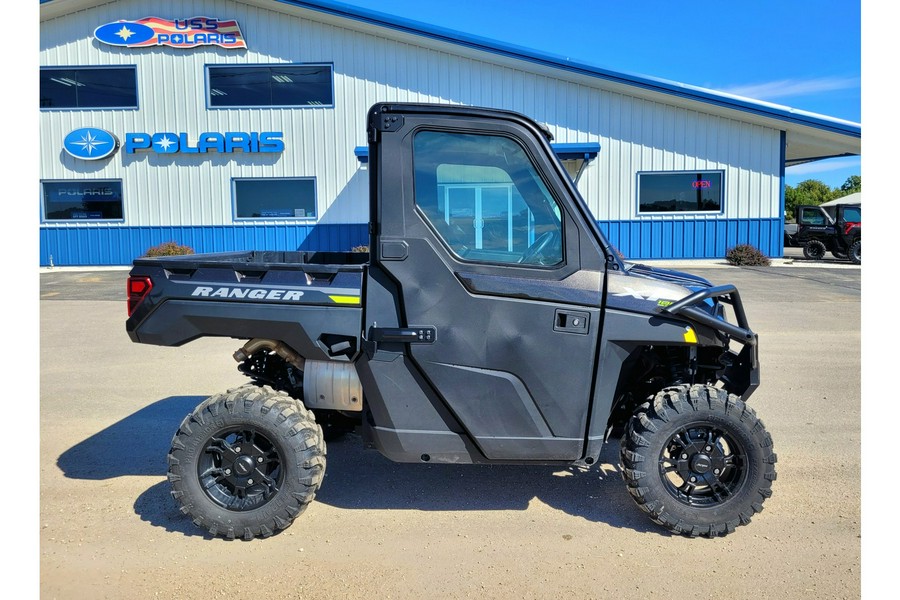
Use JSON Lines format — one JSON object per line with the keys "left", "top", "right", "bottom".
{"left": 621, "top": 384, "right": 777, "bottom": 537}
{"left": 197, "top": 427, "right": 285, "bottom": 512}
{"left": 658, "top": 422, "right": 747, "bottom": 507}
{"left": 168, "top": 384, "right": 325, "bottom": 540}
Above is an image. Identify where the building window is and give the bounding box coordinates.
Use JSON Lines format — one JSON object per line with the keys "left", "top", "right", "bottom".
{"left": 42, "top": 180, "right": 124, "bottom": 221}
{"left": 233, "top": 178, "right": 317, "bottom": 219}
{"left": 637, "top": 171, "right": 724, "bottom": 214}
{"left": 40, "top": 67, "right": 138, "bottom": 109}
{"left": 207, "top": 64, "right": 333, "bottom": 108}
{"left": 413, "top": 131, "right": 563, "bottom": 267}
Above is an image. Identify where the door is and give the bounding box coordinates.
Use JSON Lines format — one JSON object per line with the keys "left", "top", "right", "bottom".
{"left": 371, "top": 108, "right": 607, "bottom": 461}
{"left": 796, "top": 205, "right": 836, "bottom": 243}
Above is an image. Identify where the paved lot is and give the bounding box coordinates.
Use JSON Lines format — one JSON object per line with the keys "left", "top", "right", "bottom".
{"left": 39, "top": 260, "right": 862, "bottom": 599}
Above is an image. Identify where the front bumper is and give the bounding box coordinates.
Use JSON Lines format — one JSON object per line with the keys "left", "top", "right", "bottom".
{"left": 663, "top": 284, "right": 760, "bottom": 399}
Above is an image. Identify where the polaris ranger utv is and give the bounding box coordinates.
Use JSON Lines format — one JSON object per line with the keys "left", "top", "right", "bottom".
{"left": 791, "top": 202, "right": 861, "bottom": 264}
{"left": 126, "top": 103, "right": 776, "bottom": 540}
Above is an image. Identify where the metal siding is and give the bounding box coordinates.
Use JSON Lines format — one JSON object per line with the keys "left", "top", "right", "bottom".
{"left": 598, "top": 218, "right": 780, "bottom": 260}
{"left": 40, "top": 0, "right": 785, "bottom": 265}
{"left": 40, "top": 224, "right": 369, "bottom": 265}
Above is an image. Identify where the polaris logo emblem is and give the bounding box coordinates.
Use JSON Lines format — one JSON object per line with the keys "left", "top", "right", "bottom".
{"left": 191, "top": 286, "right": 304, "bottom": 300}
{"left": 63, "top": 127, "right": 119, "bottom": 161}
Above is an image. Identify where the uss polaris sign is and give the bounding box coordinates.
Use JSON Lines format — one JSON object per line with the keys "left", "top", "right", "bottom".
{"left": 94, "top": 17, "right": 246, "bottom": 49}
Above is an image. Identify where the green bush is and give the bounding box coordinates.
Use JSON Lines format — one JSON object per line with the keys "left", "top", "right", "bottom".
{"left": 144, "top": 241, "right": 195, "bottom": 257}
{"left": 725, "top": 244, "right": 770, "bottom": 266}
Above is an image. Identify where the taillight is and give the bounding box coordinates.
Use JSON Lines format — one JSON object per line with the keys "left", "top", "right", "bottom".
{"left": 127, "top": 276, "right": 153, "bottom": 316}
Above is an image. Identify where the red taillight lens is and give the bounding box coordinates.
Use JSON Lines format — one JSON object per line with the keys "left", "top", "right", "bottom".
{"left": 127, "top": 276, "right": 153, "bottom": 316}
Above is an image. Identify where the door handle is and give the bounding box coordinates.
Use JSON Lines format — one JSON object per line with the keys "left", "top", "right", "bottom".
{"left": 554, "top": 309, "right": 590, "bottom": 334}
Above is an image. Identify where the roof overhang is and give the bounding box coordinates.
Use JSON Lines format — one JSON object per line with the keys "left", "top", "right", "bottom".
{"left": 265, "top": 1, "right": 860, "bottom": 164}
{"left": 41, "top": 0, "right": 860, "bottom": 164}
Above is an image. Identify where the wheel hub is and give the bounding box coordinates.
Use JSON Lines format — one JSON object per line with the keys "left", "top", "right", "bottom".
{"left": 233, "top": 455, "right": 255, "bottom": 476}
{"left": 660, "top": 423, "right": 747, "bottom": 507}
{"left": 690, "top": 453, "right": 713, "bottom": 474}
{"left": 198, "top": 428, "right": 284, "bottom": 511}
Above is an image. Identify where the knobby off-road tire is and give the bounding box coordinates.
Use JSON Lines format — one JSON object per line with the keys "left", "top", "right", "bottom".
{"left": 621, "top": 384, "right": 777, "bottom": 537}
{"left": 803, "top": 239, "right": 827, "bottom": 260}
{"left": 848, "top": 240, "right": 861, "bottom": 264}
{"left": 167, "top": 384, "right": 325, "bottom": 540}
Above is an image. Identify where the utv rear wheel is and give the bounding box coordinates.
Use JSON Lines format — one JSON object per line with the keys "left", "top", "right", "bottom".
{"left": 167, "top": 384, "right": 325, "bottom": 540}
{"left": 621, "top": 384, "right": 776, "bottom": 537}
{"left": 848, "top": 240, "right": 860, "bottom": 264}
{"left": 802, "top": 239, "right": 827, "bottom": 260}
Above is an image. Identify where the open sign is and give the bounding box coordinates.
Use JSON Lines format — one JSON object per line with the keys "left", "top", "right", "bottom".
{"left": 692, "top": 180, "right": 711, "bottom": 189}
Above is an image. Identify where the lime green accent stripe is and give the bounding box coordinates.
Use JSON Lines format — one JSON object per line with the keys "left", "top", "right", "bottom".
{"left": 329, "top": 295, "right": 361, "bottom": 305}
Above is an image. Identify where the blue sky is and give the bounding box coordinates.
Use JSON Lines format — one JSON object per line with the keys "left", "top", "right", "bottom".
{"left": 335, "top": 0, "right": 862, "bottom": 190}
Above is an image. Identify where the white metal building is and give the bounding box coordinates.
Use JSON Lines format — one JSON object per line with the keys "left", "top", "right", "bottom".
{"left": 39, "top": 0, "right": 861, "bottom": 266}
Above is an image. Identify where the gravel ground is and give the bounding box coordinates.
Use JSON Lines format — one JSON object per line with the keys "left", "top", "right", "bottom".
{"left": 37, "top": 261, "right": 863, "bottom": 599}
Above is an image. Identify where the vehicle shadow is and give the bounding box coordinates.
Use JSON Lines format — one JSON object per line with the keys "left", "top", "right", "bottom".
{"left": 314, "top": 432, "right": 661, "bottom": 534}
{"left": 57, "top": 395, "right": 663, "bottom": 537}
{"left": 56, "top": 396, "right": 203, "bottom": 480}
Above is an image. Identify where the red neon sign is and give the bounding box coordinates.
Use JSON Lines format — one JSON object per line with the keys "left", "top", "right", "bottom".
{"left": 692, "top": 180, "right": 711, "bottom": 189}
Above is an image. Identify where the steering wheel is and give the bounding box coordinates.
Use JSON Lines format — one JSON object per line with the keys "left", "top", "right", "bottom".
{"left": 519, "top": 230, "right": 559, "bottom": 265}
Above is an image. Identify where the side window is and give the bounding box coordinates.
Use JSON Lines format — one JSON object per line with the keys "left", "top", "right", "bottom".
{"left": 413, "top": 131, "right": 563, "bottom": 266}
{"left": 637, "top": 171, "right": 723, "bottom": 214}
{"left": 42, "top": 180, "right": 124, "bottom": 221}
{"left": 842, "top": 206, "right": 861, "bottom": 222}
{"left": 40, "top": 67, "right": 138, "bottom": 109}
{"left": 798, "top": 207, "right": 827, "bottom": 226}
{"left": 232, "top": 178, "right": 317, "bottom": 219}
{"left": 207, "top": 64, "right": 333, "bottom": 108}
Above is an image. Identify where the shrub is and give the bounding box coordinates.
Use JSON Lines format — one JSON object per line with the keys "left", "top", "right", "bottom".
{"left": 725, "top": 244, "right": 770, "bottom": 266}
{"left": 144, "top": 241, "right": 195, "bottom": 257}
{"left": 351, "top": 245, "right": 369, "bottom": 253}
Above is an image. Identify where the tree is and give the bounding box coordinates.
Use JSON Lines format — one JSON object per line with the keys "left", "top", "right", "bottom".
{"left": 784, "top": 179, "right": 832, "bottom": 220}
{"left": 839, "top": 175, "right": 861, "bottom": 195}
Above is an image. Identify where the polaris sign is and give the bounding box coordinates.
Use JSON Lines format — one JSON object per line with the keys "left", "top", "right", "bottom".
{"left": 63, "top": 128, "right": 119, "bottom": 160}
{"left": 94, "top": 17, "right": 246, "bottom": 49}
{"left": 125, "top": 131, "right": 284, "bottom": 154}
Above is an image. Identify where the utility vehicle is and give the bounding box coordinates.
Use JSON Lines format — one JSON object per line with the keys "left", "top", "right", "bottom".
{"left": 126, "top": 103, "right": 776, "bottom": 539}
{"left": 790, "top": 201, "right": 861, "bottom": 264}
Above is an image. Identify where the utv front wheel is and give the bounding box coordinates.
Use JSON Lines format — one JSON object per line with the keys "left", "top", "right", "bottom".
{"left": 848, "top": 240, "right": 860, "bottom": 264}
{"left": 167, "top": 384, "right": 325, "bottom": 540}
{"left": 621, "top": 385, "right": 776, "bottom": 537}
{"left": 802, "top": 239, "right": 827, "bottom": 260}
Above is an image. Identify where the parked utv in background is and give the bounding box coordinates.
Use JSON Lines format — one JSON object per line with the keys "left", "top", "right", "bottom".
{"left": 126, "top": 103, "right": 777, "bottom": 540}
{"left": 788, "top": 197, "right": 861, "bottom": 264}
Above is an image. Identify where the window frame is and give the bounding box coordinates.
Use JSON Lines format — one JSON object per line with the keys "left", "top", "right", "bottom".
{"left": 40, "top": 65, "right": 139, "bottom": 111}
{"left": 41, "top": 179, "right": 125, "bottom": 223}
{"left": 205, "top": 63, "right": 335, "bottom": 109}
{"left": 231, "top": 177, "right": 318, "bottom": 221}
{"left": 636, "top": 169, "right": 725, "bottom": 216}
